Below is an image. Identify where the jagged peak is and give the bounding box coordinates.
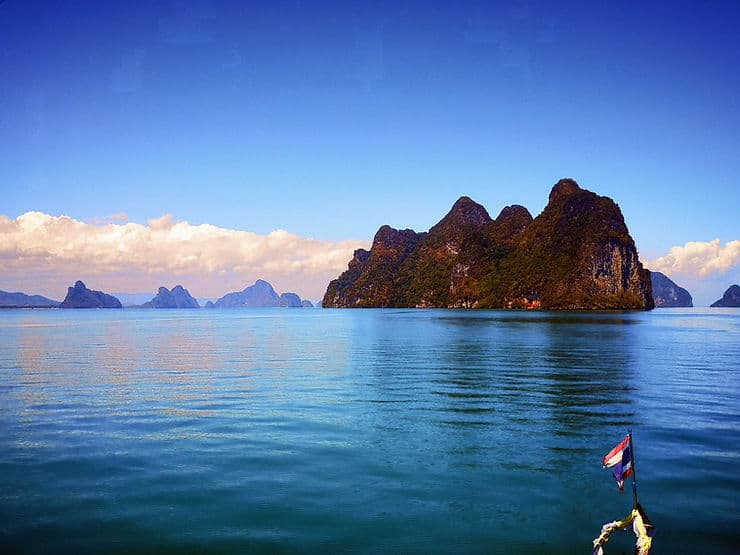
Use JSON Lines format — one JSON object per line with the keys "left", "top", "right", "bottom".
{"left": 429, "top": 196, "right": 492, "bottom": 238}
{"left": 373, "top": 225, "right": 419, "bottom": 247}
{"left": 347, "top": 248, "right": 371, "bottom": 272}
{"left": 240, "top": 279, "right": 276, "bottom": 293}
{"left": 450, "top": 195, "right": 477, "bottom": 209}
{"left": 447, "top": 196, "right": 492, "bottom": 227}
{"left": 548, "top": 178, "right": 582, "bottom": 203}
{"left": 353, "top": 248, "right": 371, "bottom": 263}
{"left": 489, "top": 204, "right": 533, "bottom": 244}
{"left": 374, "top": 224, "right": 396, "bottom": 239}
{"left": 495, "top": 204, "right": 533, "bottom": 224}
{"left": 74, "top": 280, "right": 86, "bottom": 289}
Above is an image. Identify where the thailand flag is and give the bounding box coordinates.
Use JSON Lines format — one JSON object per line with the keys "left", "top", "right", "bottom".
{"left": 602, "top": 435, "right": 633, "bottom": 491}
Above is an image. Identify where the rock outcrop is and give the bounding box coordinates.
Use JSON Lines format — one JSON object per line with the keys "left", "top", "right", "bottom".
{"left": 211, "top": 279, "right": 280, "bottom": 308}
{"left": 323, "top": 179, "right": 654, "bottom": 310}
{"left": 301, "top": 300, "right": 315, "bottom": 308}
{"left": 60, "top": 281, "right": 122, "bottom": 308}
{"left": 650, "top": 272, "right": 693, "bottom": 307}
{"left": 710, "top": 285, "right": 740, "bottom": 307}
{"left": 0, "top": 290, "right": 60, "bottom": 308}
{"left": 142, "top": 285, "right": 200, "bottom": 308}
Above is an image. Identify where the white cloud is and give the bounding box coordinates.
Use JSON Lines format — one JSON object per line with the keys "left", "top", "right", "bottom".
{"left": 645, "top": 239, "right": 740, "bottom": 278}
{"left": 0, "top": 212, "right": 369, "bottom": 301}
{"left": 85, "top": 213, "right": 129, "bottom": 225}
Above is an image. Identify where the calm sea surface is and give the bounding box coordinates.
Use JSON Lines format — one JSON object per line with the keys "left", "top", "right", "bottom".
{"left": 0, "top": 308, "right": 738, "bottom": 554}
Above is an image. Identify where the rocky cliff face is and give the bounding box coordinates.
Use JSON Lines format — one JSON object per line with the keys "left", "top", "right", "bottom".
{"left": 142, "top": 285, "right": 200, "bottom": 308}
{"left": 710, "top": 284, "right": 740, "bottom": 307}
{"left": 60, "top": 281, "right": 122, "bottom": 308}
{"left": 323, "top": 179, "right": 654, "bottom": 310}
{"left": 506, "top": 179, "right": 653, "bottom": 309}
{"left": 650, "top": 272, "right": 693, "bottom": 307}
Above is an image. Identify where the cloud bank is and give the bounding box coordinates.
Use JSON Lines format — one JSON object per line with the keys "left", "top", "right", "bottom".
{"left": 645, "top": 239, "right": 740, "bottom": 278}
{"left": 0, "top": 212, "right": 369, "bottom": 301}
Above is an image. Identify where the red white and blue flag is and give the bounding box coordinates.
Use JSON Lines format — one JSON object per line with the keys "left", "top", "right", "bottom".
{"left": 602, "top": 435, "right": 633, "bottom": 491}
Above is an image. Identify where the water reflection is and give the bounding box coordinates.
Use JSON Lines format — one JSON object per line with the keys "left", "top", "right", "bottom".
{"left": 541, "top": 315, "right": 637, "bottom": 432}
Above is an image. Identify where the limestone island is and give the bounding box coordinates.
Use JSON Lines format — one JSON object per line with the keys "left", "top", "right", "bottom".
{"left": 142, "top": 285, "right": 200, "bottom": 308}
{"left": 323, "top": 179, "right": 654, "bottom": 310}
{"left": 207, "top": 279, "right": 312, "bottom": 308}
{"left": 60, "top": 281, "right": 122, "bottom": 308}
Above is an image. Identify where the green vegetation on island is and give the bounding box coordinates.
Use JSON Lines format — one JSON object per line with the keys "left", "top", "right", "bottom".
{"left": 323, "top": 179, "right": 655, "bottom": 310}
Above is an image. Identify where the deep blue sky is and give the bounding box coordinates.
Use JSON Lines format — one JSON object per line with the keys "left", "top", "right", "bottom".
{"left": 2, "top": 1, "right": 739, "bottom": 261}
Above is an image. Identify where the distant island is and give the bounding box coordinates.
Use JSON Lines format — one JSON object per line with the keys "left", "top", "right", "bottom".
{"left": 650, "top": 272, "right": 693, "bottom": 307}
{"left": 323, "top": 179, "right": 654, "bottom": 310}
{"left": 1, "top": 279, "right": 316, "bottom": 309}
{"left": 142, "top": 285, "right": 199, "bottom": 308}
{"left": 710, "top": 285, "right": 740, "bottom": 307}
{"left": 60, "top": 280, "right": 122, "bottom": 309}
{"left": 279, "top": 292, "right": 302, "bottom": 307}
{"left": 206, "top": 279, "right": 312, "bottom": 308}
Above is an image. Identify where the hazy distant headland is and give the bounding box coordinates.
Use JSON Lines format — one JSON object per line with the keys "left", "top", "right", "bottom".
{"left": 0, "top": 290, "right": 60, "bottom": 308}
{"left": 323, "top": 179, "right": 655, "bottom": 309}
{"left": 650, "top": 272, "right": 693, "bottom": 307}
{"left": 205, "top": 279, "right": 313, "bottom": 308}
{"left": 0, "top": 280, "right": 315, "bottom": 309}
{"left": 710, "top": 284, "right": 740, "bottom": 307}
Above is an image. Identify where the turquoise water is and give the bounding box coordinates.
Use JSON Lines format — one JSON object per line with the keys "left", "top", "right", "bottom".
{"left": 0, "top": 308, "right": 738, "bottom": 553}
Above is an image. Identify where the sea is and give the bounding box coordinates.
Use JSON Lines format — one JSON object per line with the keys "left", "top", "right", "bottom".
{"left": 0, "top": 308, "right": 738, "bottom": 554}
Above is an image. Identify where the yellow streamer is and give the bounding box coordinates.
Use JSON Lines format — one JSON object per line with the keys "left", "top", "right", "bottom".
{"left": 592, "top": 508, "right": 652, "bottom": 555}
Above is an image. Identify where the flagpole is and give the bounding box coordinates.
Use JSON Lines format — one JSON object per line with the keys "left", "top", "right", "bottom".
{"left": 628, "top": 427, "right": 638, "bottom": 509}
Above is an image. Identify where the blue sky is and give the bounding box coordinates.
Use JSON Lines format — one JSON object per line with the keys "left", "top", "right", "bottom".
{"left": 1, "top": 1, "right": 738, "bottom": 304}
